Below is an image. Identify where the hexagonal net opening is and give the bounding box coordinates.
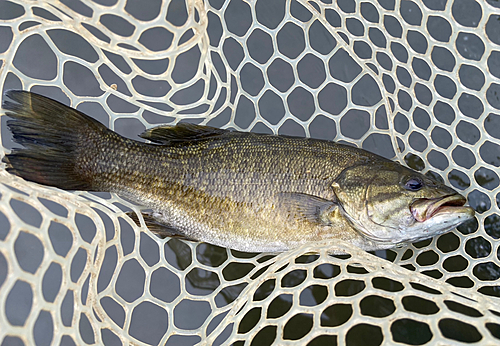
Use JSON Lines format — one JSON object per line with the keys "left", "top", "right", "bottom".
{"left": 0, "top": 0, "right": 499, "bottom": 345}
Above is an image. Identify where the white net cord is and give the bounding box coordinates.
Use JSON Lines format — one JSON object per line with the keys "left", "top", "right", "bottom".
{"left": 0, "top": 0, "right": 499, "bottom": 345}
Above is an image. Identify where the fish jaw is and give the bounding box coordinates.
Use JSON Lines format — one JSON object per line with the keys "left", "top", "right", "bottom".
{"left": 351, "top": 194, "right": 475, "bottom": 246}
{"left": 396, "top": 194, "right": 476, "bottom": 243}
{"left": 410, "top": 194, "right": 474, "bottom": 223}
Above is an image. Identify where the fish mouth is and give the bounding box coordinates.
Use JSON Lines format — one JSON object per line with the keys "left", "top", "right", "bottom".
{"left": 410, "top": 195, "right": 473, "bottom": 222}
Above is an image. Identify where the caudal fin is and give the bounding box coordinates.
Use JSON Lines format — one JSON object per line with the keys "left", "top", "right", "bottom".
{"left": 2, "top": 90, "right": 108, "bottom": 190}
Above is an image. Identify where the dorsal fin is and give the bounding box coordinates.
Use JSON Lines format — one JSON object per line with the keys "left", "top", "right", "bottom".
{"left": 139, "top": 123, "right": 233, "bottom": 145}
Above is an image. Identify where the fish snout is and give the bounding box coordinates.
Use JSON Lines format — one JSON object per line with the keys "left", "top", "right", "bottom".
{"left": 410, "top": 194, "right": 473, "bottom": 222}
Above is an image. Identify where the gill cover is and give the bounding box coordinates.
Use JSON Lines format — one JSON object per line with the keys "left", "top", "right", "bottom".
{"left": 332, "top": 163, "right": 400, "bottom": 242}
{"left": 331, "top": 162, "right": 464, "bottom": 244}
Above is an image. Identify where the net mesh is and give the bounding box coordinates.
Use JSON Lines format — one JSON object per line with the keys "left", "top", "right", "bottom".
{"left": 0, "top": 0, "right": 500, "bottom": 345}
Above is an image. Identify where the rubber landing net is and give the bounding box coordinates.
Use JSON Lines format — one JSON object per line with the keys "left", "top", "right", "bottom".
{"left": 0, "top": 0, "right": 499, "bottom": 345}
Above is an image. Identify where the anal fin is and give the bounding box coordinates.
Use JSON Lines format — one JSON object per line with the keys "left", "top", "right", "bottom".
{"left": 126, "top": 211, "right": 196, "bottom": 241}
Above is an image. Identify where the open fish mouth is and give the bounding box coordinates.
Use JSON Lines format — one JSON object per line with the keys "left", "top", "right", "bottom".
{"left": 411, "top": 195, "right": 471, "bottom": 222}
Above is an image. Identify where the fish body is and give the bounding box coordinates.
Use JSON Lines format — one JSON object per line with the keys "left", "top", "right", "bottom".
{"left": 2, "top": 91, "right": 475, "bottom": 252}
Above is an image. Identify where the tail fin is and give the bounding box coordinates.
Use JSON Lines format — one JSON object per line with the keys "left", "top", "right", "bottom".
{"left": 2, "top": 90, "right": 108, "bottom": 190}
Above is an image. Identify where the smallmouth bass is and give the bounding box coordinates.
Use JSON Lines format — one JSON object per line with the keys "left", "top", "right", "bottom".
{"left": 2, "top": 91, "right": 475, "bottom": 252}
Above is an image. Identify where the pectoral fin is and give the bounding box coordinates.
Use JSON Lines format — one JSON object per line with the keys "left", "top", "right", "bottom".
{"left": 278, "top": 193, "right": 338, "bottom": 225}
{"left": 126, "top": 211, "right": 196, "bottom": 241}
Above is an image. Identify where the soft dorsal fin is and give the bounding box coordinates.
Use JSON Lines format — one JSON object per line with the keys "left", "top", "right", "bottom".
{"left": 139, "top": 123, "right": 233, "bottom": 145}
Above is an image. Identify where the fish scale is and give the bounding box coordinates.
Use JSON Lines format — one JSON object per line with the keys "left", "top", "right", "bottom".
{"left": 2, "top": 90, "right": 474, "bottom": 253}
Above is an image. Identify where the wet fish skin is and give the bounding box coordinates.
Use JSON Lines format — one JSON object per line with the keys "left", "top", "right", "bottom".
{"left": 2, "top": 91, "right": 475, "bottom": 252}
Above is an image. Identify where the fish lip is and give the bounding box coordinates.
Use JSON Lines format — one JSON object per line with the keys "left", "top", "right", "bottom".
{"left": 410, "top": 194, "right": 468, "bottom": 222}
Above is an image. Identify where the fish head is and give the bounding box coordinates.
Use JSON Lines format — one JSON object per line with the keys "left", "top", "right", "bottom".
{"left": 332, "top": 162, "right": 475, "bottom": 245}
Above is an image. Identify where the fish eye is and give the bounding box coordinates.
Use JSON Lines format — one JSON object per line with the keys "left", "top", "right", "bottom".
{"left": 404, "top": 177, "right": 424, "bottom": 191}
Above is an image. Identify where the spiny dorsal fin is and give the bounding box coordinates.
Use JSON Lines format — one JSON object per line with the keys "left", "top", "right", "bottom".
{"left": 139, "top": 123, "right": 233, "bottom": 145}
{"left": 278, "top": 193, "right": 338, "bottom": 225}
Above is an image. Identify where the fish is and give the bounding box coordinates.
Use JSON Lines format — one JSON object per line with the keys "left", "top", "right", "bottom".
{"left": 2, "top": 90, "right": 475, "bottom": 253}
